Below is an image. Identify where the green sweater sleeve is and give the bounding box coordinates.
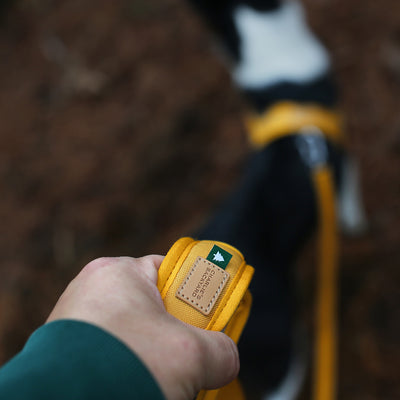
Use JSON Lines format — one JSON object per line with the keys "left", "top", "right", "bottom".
{"left": 0, "top": 320, "right": 166, "bottom": 400}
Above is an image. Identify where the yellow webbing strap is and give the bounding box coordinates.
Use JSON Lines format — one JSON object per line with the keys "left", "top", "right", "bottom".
{"left": 245, "top": 102, "right": 341, "bottom": 400}
{"left": 312, "top": 167, "right": 338, "bottom": 400}
{"left": 158, "top": 238, "right": 254, "bottom": 400}
{"left": 246, "top": 101, "right": 345, "bottom": 149}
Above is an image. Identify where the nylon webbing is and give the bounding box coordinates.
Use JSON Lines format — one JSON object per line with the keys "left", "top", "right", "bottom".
{"left": 245, "top": 101, "right": 341, "bottom": 400}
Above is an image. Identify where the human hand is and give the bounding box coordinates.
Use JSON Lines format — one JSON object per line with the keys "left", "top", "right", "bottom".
{"left": 47, "top": 256, "right": 239, "bottom": 400}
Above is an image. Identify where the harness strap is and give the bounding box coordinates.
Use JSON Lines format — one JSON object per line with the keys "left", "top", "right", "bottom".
{"left": 246, "top": 101, "right": 345, "bottom": 148}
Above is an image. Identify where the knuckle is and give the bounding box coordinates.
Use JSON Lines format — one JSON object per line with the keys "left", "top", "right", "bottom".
{"left": 82, "top": 257, "right": 116, "bottom": 273}
{"left": 134, "top": 256, "right": 160, "bottom": 282}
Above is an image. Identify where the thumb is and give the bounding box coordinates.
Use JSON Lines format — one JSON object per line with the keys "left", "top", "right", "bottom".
{"left": 194, "top": 329, "right": 240, "bottom": 390}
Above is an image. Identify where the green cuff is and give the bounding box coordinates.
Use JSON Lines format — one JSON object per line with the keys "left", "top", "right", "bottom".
{"left": 0, "top": 320, "right": 165, "bottom": 400}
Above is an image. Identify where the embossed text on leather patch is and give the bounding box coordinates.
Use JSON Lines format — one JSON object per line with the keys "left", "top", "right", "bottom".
{"left": 176, "top": 256, "right": 230, "bottom": 316}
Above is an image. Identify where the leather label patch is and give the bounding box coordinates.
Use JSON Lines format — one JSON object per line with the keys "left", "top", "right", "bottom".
{"left": 176, "top": 256, "right": 230, "bottom": 315}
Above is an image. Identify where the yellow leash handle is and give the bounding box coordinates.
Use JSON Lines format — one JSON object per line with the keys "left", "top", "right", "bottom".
{"left": 157, "top": 238, "right": 254, "bottom": 400}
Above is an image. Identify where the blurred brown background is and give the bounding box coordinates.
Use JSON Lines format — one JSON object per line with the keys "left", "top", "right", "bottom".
{"left": 0, "top": 0, "right": 399, "bottom": 398}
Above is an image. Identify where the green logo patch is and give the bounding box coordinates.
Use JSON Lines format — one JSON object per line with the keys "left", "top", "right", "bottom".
{"left": 206, "top": 245, "right": 232, "bottom": 270}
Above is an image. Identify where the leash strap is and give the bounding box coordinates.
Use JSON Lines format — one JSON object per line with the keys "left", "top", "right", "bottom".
{"left": 245, "top": 101, "right": 341, "bottom": 400}
{"left": 157, "top": 237, "right": 254, "bottom": 400}
{"left": 312, "top": 167, "right": 338, "bottom": 400}
{"left": 158, "top": 101, "right": 341, "bottom": 400}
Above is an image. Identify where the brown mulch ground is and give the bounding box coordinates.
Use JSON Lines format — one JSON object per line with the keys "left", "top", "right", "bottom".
{"left": 0, "top": 0, "right": 399, "bottom": 398}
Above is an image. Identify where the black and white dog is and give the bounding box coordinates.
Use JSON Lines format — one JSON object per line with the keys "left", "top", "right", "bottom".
{"left": 188, "top": 1, "right": 367, "bottom": 398}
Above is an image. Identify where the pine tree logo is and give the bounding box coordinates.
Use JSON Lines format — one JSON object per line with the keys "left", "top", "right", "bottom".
{"left": 206, "top": 245, "right": 232, "bottom": 270}
{"left": 213, "top": 251, "right": 225, "bottom": 263}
